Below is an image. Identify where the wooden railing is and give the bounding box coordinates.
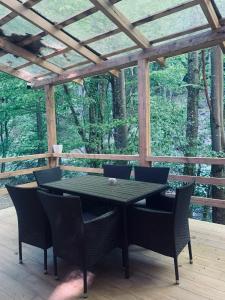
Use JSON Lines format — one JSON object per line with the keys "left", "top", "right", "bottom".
{"left": 0, "top": 154, "right": 51, "bottom": 196}
{"left": 1, "top": 152, "right": 225, "bottom": 208}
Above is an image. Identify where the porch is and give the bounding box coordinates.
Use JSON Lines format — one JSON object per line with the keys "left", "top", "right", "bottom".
{"left": 1, "top": 206, "right": 225, "bottom": 300}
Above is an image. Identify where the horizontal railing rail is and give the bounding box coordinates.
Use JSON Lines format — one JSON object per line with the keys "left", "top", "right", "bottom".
{"left": 0, "top": 154, "right": 51, "bottom": 196}
{"left": 0, "top": 153, "right": 52, "bottom": 164}
{"left": 1, "top": 153, "right": 225, "bottom": 208}
{"left": 54, "top": 153, "right": 140, "bottom": 161}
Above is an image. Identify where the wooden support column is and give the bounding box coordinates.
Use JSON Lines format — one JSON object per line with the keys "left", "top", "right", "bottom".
{"left": 45, "top": 84, "right": 57, "bottom": 167}
{"left": 138, "top": 58, "right": 151, "bottom": 166}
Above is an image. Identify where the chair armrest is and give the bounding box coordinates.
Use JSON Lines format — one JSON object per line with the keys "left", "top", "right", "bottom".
{"left": 133, "top": 206, "right": 173, "bottom": 216}
{"left": 84, "top": 209, "right": 117, "bottom": 225}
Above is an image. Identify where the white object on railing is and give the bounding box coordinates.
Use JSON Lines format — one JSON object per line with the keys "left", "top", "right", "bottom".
{"left": 53, "top": 144, "right": 63, "bottom": 153}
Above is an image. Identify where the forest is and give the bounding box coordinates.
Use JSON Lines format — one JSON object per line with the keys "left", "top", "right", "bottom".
{"left": 0, "top": 47, "right": 225, "bottom": 223}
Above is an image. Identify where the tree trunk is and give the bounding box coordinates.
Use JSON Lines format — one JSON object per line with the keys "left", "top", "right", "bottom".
{"left": 210, "top": 46, "right": 225, "bottom": 224}
{"left": 36, "top": 97, "right": 45, "bottom": 166}
{"left": 183, "top": 51, "right": 200, "bottom": 218}
{"left": 184, "top": 51, "right": 200, "bottom": 176}
{"left": 111, "top": 70, "right": 128, "bottom": 152}
{"left": 0, "top": 97, "right": 9, "bottom": 173}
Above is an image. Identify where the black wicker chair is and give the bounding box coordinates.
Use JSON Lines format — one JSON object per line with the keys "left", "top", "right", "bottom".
{"left": 134, "top": 166, "right": 170, "bottom": 210}
{"left": 6, "top": 185, "right": 52, "bottom": 274}
{"left": 38, "top": 190, "right": 120, "bottom": 297}
{"left": 129, "top": 182, "right": 195, "bottom": 284}
{"left": 103, "top": 164, "right": 132, "bottom": 180}
{"left": 33, "top": 167, "right": 62, "bottom": 186}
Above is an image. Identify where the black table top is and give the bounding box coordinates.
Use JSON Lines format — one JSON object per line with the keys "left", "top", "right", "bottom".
{"left": 42, "top": 175, "right": 168, "bottom": 205}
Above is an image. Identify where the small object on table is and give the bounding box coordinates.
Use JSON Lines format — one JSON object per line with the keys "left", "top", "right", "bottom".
{"left": 108, "top": 178, "right": 117, "bottom": 185}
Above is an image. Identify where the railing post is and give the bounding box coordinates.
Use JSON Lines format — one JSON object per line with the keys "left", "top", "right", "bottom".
{"left": 138, "top": 58, "right": 151, "bottom": 166}
{"left": 45, "top": 84, "right": 57, "bottom": 168}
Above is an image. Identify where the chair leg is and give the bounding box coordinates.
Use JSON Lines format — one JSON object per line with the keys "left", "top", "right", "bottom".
{"left": 44, "top": 249, "right": 48, "bottom": 274}
{"left": 188, "top": 241, "right": 193, "bottom": 264}
{"left": 83, "top": 267, "right": 88, "bottom": 298}
{"left": 19, "top": 241, "right": 23, "bottom": 264}
{"left": 53, "top": 254, "right": 58, "bottom": 280}
{"left": 174, "top": 256, "right": 179, "bottom": 285}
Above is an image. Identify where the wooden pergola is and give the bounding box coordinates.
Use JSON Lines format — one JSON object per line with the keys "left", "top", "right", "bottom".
{"left": 1, "top": 0, "right": 225, "bottom": 207}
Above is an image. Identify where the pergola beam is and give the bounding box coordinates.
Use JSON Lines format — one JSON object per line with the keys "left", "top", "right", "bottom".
{"left": 0, "top": 36, "right": 63, "bottom": 74}
{"left": 0, "top": 36, "right": 83, "bottom": 84}
{"left": 0, "top": 0, "right": 119, "bottom": 77}
{"left": 55, "top": 0, "right": 121, "bottom": 29}
{"left": 0, "top": 64, "right": 33, "bottom": 81}
{"left": 89, "top": 0, "right": 164, "bottom": 66}
{"left": 199, "top": 0, "right": 225, "bottom": 52}
{"left": 30, "top": 23, "right": 210, "bottom": 81}
{"left": 1, "top": 0, "right": 200, "bottom": 72}
{"left": 32, "top": 26, "right": 225, "bottom": 87}
{"left": 0, "top": 0, "right": 41, "bottom": 26}
{"left": 90, "top": 0, "right": 150, "bottom": 48}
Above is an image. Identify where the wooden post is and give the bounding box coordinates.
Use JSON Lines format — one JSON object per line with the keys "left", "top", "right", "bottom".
{"left": 45, "top": 84, "right": 57, "bottom": 167}
{"left": 138, "top": 58, "right": 151, "bottom": 166}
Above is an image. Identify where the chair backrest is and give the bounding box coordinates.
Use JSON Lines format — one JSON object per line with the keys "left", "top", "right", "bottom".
{"left": 103, "top": 164, "right": 132, "bottom": 180}
{"left": 134, "top": 166, "right": 170, "bottom": 184}
{"left": 174, "top": 182, "right": 195, "bottom": 234}
{"left": 37, "top": 190, "right": 84, "bottom": 263}
{"left": 33, "top": 167, "right": 62, "bottom": 186}
{"left": 6, "top": 185, "right": 51, "bottom": 248}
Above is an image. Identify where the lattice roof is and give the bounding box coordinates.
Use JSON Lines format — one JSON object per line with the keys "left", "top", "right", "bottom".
{"left": 0, "top": 0, "right": 225, "bottom": 87}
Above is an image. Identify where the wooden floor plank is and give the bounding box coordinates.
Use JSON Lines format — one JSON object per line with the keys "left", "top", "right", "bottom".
{"left": 1, "top": 206, "right": 225, "bottom": 299}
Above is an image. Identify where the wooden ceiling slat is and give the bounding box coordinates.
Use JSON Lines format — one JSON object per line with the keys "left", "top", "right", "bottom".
{"left": 89, "top": 0, "right": 165, "bottom": 65}
{"left": 32, "top": 25, "right": 225, "bottom": 87}
{"left": 199, "top": 0, "right": 225, "bottom": 52}
{"left": 0, "top": 0, "right": 200, "bottom": 73}
{"left": 12, "top": 21, "right": 212, "bottom": 82}
{"left": 0, "top": 63, "right": 33, "bottom": 81}
{"left": 55, "top": 0, "right": 122, "bottom": 29}
{"left": 151, "top": 24, "right": 210, "bottom": 44}
{"left": 27, "top": 23, "right": 211, "bottom": 80}
{"left": 0, "top": 36, "right": 64, "bottom": 74}
{"left": 15, "top": 0, "right": 203, "bottom": 73}
{"left": 81, "top": 0, "right": 199, "bottom": 45}
{"left": 0, "top": 0, "right": 119, "bottom": 77}
{"left": 0, "top": 0, "right": 41, "bottom": 26}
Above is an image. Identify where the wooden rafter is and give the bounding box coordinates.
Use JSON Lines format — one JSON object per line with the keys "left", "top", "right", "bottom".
{"left": 0, "top": 36, "right": 64, "bottom": 74}
{"left": 32, "top": 25, "right": 225, "bottom": 87}
{"left": 0, "top": 63, "right": 33, "bottom": 81}
{"left": 2, "top": 0, "right": 200, "bottom": 72}
{"left": 0, "top": 0, "right": 119, "bottom": 77}
{"left": 83, "top": 0, "right": 198, "bottom": 45}
{"left": 31, "top": 23, "right": 211, "bottom": 81}
{"left": 55, "top": 0, "right": 121, "bottom": 29}
{"left": 199, "top": 0, "right": 225, "bottom": 52}
{"left": 0, "top": 36, "right": 83, "bottom": 84}
{"left": 0, "top": 1, "right": 121, "bottom": 56}
{"left": 16, "top": 48, "right": 70, "bottom": 71}
{"left": 89, "top": 0, "right": 165, "bottom": 65}
{"left": 0, "top": 0, "right": 41, "bottom": 26}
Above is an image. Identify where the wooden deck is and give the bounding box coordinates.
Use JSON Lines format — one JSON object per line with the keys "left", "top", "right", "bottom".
{"left": 1, "top": 207, "right": 225, "bottom": 300}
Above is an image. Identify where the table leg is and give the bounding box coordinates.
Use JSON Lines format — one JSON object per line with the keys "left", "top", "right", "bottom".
{"left": 122, "top": 206, "right": 129, "bottom": 279}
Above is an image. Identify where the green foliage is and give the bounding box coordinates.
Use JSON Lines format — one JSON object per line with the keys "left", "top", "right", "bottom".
{"left": 1, "top": 50, "right": 225, "bottom": 222}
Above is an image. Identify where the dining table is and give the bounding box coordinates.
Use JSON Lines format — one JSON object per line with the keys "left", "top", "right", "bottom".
{"left": 41, "top": 175, "right": 168, "bottom": 278}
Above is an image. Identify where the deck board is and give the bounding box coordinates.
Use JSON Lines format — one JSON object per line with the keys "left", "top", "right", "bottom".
{"left": 1, "top": 206, "right": 225, "bottom": 299}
